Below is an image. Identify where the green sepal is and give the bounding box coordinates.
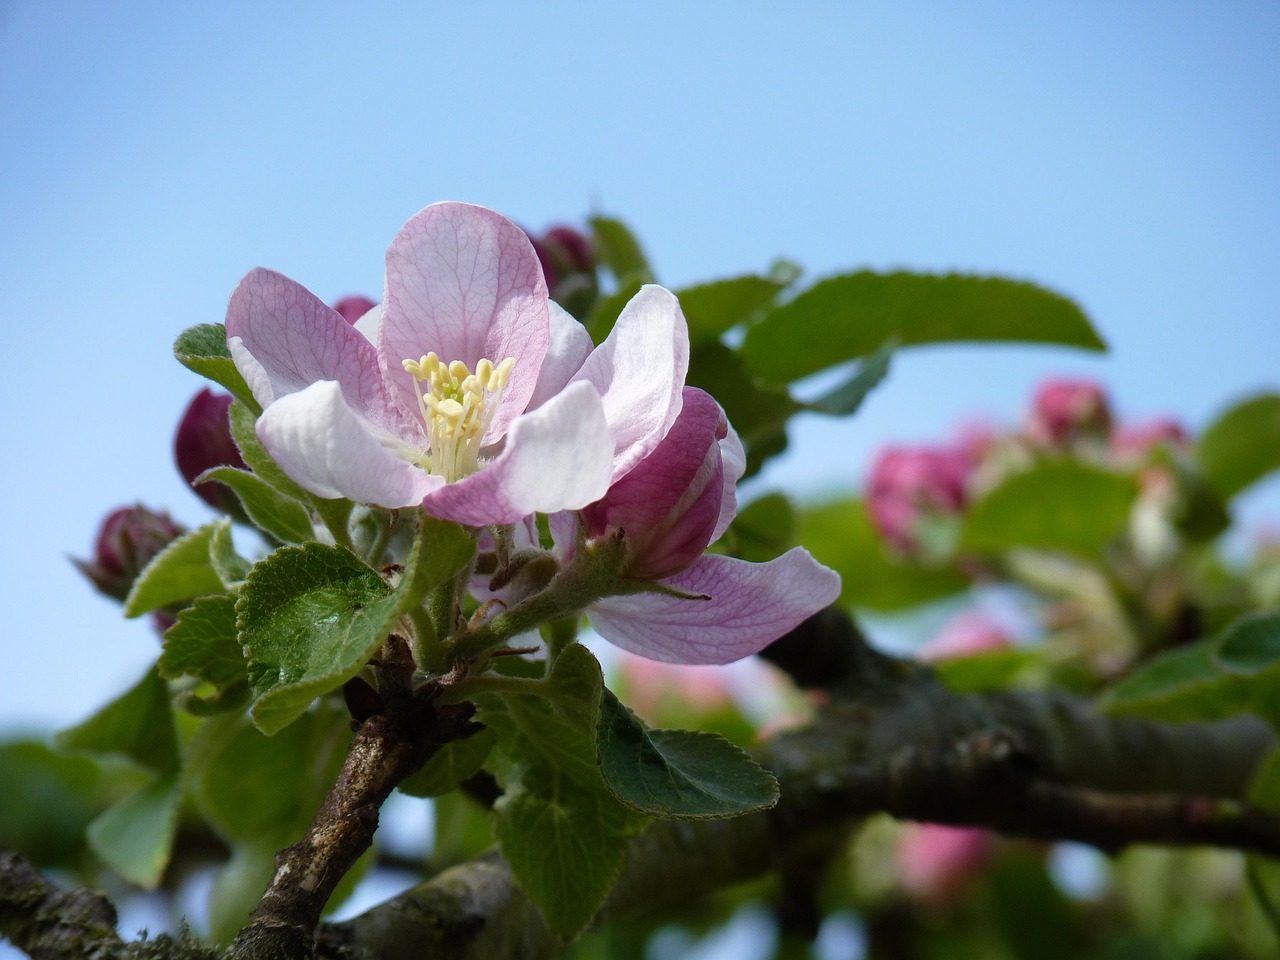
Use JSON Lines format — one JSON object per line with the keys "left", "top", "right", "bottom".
{"left": 961, "top": 462, "right": 1137, "bottom": 556}
{"left": 85, "top": 772, "right": 181, "bottom": 889}
{"left": 123, "top": 519, "right": 239, "bottom": 618}
{"left": 596, "top": 688, "right": 778, "bottom": 819}
{"left": 741, "top": 271, "right": 1104, "bottom": 384}
{"left": 158, "top": 595, "right": 250, "bottom": 715}
{"left": 197, "top": 466, "right": 315, "bottom": 543}
{"left": 174, "top": 323, "right": 259, "bottom": 413}
{"left": 57, "top": 666, "right": 179, "bottom": 775}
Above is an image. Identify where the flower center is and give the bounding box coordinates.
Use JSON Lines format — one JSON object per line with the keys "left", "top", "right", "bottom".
{"left": 402, "top": 353, "right": 516, "bottom": 482}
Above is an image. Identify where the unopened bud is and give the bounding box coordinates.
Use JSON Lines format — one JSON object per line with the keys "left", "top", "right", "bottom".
{"left": 174, "top": 389, "right": 248, "bottom": 513}
{"left": 529, "top": 224, "right": 597, "bottom": 318}
{"left": 582, "top": 388, "right": 728, "bottom": 581}
{"left": 333, "top": 295, "right": 377, "bottom": 325}
{"left": 866, "top": 445, "right": 971, "bottom": 555}
{"left": 916, "top": 610, "right": 1011, "bottom": 662}
{"left": 897, "top": 824, "right": 995, "bottom": 906}
{"left": 1027, "top": 378, "right": 1111, "bottom": 448}
{"left": 73, "top": 505, "right": 186, "bottom": 602}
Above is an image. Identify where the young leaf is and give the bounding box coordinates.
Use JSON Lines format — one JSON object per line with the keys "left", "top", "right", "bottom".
{"left": 589, "top": 216, "right": 653, "bottom": 284}
{"left": 1197, "top": 392, "right": 1280, "bottom": 499}
{"left": 398, "top": 728, "right": 496, "bottom": 798}
{"left": 86, "top": 772, "right": 181, "bottom": 889}
{"left": 596, "top": 688, "right": 778, "bottom": 819}
{"left": 802, "top": 341, "right": 894, "bottom": 417}
{"left": 123, "top": 520, "right": 234, "bottom": 618}
{"left": 158, "top": 595, "right": 249, "bottom": 714}
{"left": 725, "top": 493, "right": 795, "bottom": 563}
{"left": 197, "top": 466, "right": 314, "bottom": 543}
{"left": 229, "top": 400, "right": 313, "bottom": 503}
{"left": 174, "top": 323, "right": 259, "bottom": 413}
{"left": 57, "top": 667, "right": 179, "bottom": 775}
{"left": 209, "top": 520, "right": 251, "bottom": 586}
{"left": 741, "top": 272, "right": 1104, "bottom": 384}
{"left": 961, "top": 462, "right": 1136, "bottom": 556}
{"left": 675, "top": 273, "right": 794, "bottom": 346}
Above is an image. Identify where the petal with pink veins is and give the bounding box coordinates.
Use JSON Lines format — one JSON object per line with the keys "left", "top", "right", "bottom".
{"left": 381, "top": 202, "right": 549, "bottom": 440}
{"left": 589, "top": 548, "right": 841, "bottom": 665}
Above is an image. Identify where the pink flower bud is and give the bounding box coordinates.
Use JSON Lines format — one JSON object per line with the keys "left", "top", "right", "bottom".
{"left": 897, "top": 824, "right": 995, "bottom": 906}
{"left": 174, "top": 389, "right": 248, "bottom": 513}
{"left": 528, "top": 224, "right": 597, "bottom": 315}
{"left": 866, "top": 445, "right": 972, "bottom": 553}
{"left": 582, "top": 388, "right": 728, "bottom": 580}
{"left": 1110, "top": 417, "right": 1189, "bottom": 464}
{"left": 916, "top": 610, "right": 1011, "bottom": 662}
{"left": 332, "top": 296, "right": 377, "bottom": 325}
{"left": 73, "top": 505, "right": 186, "bottom": 602}
{"left": 1027, "top": 378, "right": 1111, "bottom": 448}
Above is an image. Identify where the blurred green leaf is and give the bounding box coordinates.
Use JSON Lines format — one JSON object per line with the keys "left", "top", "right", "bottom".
{"left": 687, "top": 342, "right": 798, "bottom": 477}
{"left": 123, "top": 520, "right": 232, "bottom": 618}
{"left": 741, "top": 271, "right": 1104, "bottom": 384}
{"left": 802, "top": 341, "right": 894, "bottom": 417}
{"left": 596, "top": 688, "right": 777, "bottom": 819}
{"left": 797, "top": 499, "right": 969, "bottom": 612}
{"left": 585, "top": 276, "right": 645, "bottom": 345}
{"left": 174, "top": 323, "right": 259, "bottom": 413}
{"left": 932, "top": 648, "right": 1043, "bottom": 693}
{"left": 198, "top": 466, "right": 314, "bottom": 543}
{"left": 1216, "top": 610, "right": 1280, "bottom": 674}
{"left": 675, "top": 274, "right": 792, "bottom": 346}
{"left": 399, "top": 728, "right": 496, "bottom": 798}
{"left": 725, "top": 493, "right": 795, "bottom": 563}
{"left": 962, "top": 462, "right": 1136, "bottom": 555}
{"left": 1198, "top": 392, "right": 1280, "bottom": 499}
{"left": 86, "top": 772, "right": 181, "bottom": 889}
{"left": 57, "top": 667, "right": 179, "bottom": 775}
{"left": 589, "top": 216, "right": 653, "bottom": 284}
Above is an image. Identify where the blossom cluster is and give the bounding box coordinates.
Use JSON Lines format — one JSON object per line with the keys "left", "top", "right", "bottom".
{"left": 201, "top": 202, "right": 838, "bottom": 665}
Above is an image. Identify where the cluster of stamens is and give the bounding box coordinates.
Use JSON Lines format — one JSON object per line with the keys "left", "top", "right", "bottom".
{"left": 402, "top": 353, "right": 516, "bottom": 482}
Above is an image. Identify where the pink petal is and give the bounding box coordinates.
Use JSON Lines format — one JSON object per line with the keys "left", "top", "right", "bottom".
{"left": 527, "top": 301, "right": 593, "bottom": 411}
{"left": 256, "top": 381, "right": 443, "bottom": 508}
{"left": 381, "top": 202, "right": 550, "bottom": 441}
{"left": 589, "top": 548, "right": 841, "bottom": 665}
{"left": 421, "top": 381, "right": 614, "bottom": 526}
{"left": 226, "top": 268, "right": 401, "bottom": 432}
{"left": 571, "top": 285, "right": 690, "bottom": 482}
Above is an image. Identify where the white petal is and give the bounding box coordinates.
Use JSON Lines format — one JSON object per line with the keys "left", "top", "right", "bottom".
{"left": 256, "top": 381, "right": 443, "bottom": 508}
{"left": 571, "top": 285, "right": 690, "bottom": 482}
{"left": 527, "top": 301, "right": 594, "bottom": 411}
{"left": 711, "top": 420, "right": 747, "bottom": 543}
{"left": 422, "top": 380, "right": 614, "bottom": 526}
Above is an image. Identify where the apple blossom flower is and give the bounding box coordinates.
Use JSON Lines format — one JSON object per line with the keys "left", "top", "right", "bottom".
{"left": 896, "top": 823, "right": 995, "bottom": 906}
{"left": 915, "top": 610, "right": 1011, "bottom": 662}
{"left": 571, "top": 388, "right": 840, "bottom": 665}
{"left": 1027, "top": 378, "right": 1111, "bottom": 448}
{"left": 866, "top": 445, "right": 972, "bottom": 554}
{"left": 225, "top": 202, "right": 687, "bottom": 526}
{"left": 174, "top": 388, "right": 248, "bottom": 514}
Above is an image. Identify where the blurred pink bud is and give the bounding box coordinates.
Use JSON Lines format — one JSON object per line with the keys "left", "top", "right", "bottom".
{"left": 73, "top": 505, "right": 186, "bottom": 602}
{"left": 616, "top": 651, "right": 735, "bottom": 724}
{"left": 917, "top": 610, "right": 1012, "bottom": 662}
{"left": 866, "top": 446, "right": 971, "bottom": 553}
{"left": 528, "top": 224, "right": 597, "bottom": 309}
{"left": 582, "top": 387, "right": 728, "bottom": 580}
{"left": 897, "top": 824, "right": 995, "bottom": 906}
{"left": 1027, "top": 378, "right": 1111, "bottom": 447}
{"left": 174, "top": 389, "right": 248, "bottom": 513}
{"left": 332, "top": 295, "right": 377, "bottom": 325}
{"left": 542, "top": 225, "right": 594, "bottom": 274}
{"left": 1110, "top": 417, "right": 1190, "bottom": 463}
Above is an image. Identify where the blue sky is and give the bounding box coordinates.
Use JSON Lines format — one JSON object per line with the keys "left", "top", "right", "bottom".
{"left": 1, "top": 1, "right": 1278, "bottom": 733}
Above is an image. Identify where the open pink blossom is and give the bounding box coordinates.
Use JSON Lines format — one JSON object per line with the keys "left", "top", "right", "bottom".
{"left": 225, "top": 202, "right": 687, "bottom": 526}
{"left": 573, "top": 388, "right": 840, "bottom": 665}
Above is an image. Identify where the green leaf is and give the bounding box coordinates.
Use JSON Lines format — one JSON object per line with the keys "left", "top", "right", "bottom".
{"left": 584, "top": 276, "right": 645, "bottom": 345}
{"left": 932, "top": 648, "right": 1042, "bottom": 693}
{"left": 399, "top": 728, "right": 496, "bottom": 798}
{"left": 961, "top": 462, "right": 1136, "bottom": 556}
{"left": 86, "top": 772, "right": 180, "bottom": 888}
{"left": 675, "top": 274, "right": 792, "bottom": 346}
{"left": 481, "top": 645, "right": 645, "bottom": 938}
{"left": 1216, "top": 611, "right": 1280, "bottom": 674}
{"left": 1247, "top": 748, "right": 1280, "bottom": 815}
{"left": 241, "top": 520, "right": 473, "bottom": 735}
{"left": 596, "top": 688, "right": 778, "bottom": 819}
{"left": 57, "top": 667, "right": 179, "bottom": 775}
{"left": 686, "top": 342, "right": 798, "bottom": 476}
{"left": 802, "top": 341, "right": 894, "bottom": 417}
{"left": 229, "top": 400, "right": 313, "bottom": 503}
{"left": 198, "top": 466, "right": 315, "bottom": 543}
{"left": 123, "top": 520, "right": 233, "bottom": 618}
{"left": 741, "top": 272, "right": 1104, "bottom": 384}
{"left": 589, "top": 216, "right": 653, "bottom": 284}
{"left": 174, "top": 323, "right": 259, "bottom": 413}
{"left": 1198, "top": 393, "right": 1280, "bottom": 499}
{"left": 159, "top": 595, "right": 250, "bottom": 715}
{"left": 1246, "top": 855, "right": 1280, "bottom": 942}
{"left": 209, "top": 520, "right": 252, "bottom": 586}
{"left": 797, "top": 499, "right": 969, "bottom": 612}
